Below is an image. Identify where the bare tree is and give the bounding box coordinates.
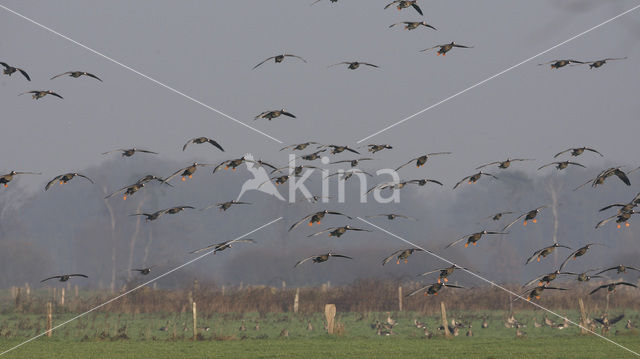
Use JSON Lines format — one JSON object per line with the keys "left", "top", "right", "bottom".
{"left": 101, "top": 186, "right": 117, "bottom": 294}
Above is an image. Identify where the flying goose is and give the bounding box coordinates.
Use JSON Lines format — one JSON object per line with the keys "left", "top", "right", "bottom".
{"left": 164, "top": 163, "right": 213, "bottom": 182}
{"left": 102, "top": 148, "right": 158, "bottom": 157}
{"left": 537, "top": 161, "right": 585, "bottom": 171}
{"left": 20, "top": 90, "right": 63, "bottom": 100}
{"left": 420, "top": 42, "right": 472, "bottom": 56}
{"left": 365, "top": 144, "right": 393, "bottom": 153}
{"left": 131, "top": 266, "right": 155, "bottom": 275}
{"left": 294, "top": 252, "right": 353, "bottom": 267}
{"left": 190, "top": 239, "right": 255, "bottom": 254}
{"left": 280, "top": 142, "right": 321, "bottom": 151}
{"left": 384, "top": 1, "right": 423, "bottom": 16}
{"left": 502, "top": 206, "right": 547, "bottom": 231}
{"left": 453, "top": 171, "right": 497, "bottom": 189}
{"left": 202, "top": 201, "right": 251, "bottom": 212}
{"left": 182, "top": 137, "right": 224, "bottom": 152}
{"left": 590, "top": 282, "right": 638, "bottom": 295}
{"left": 396, "top": 152, "right": 451, "bottom": 171}
{"left": 41, "top": 274, "right": 88, "bottom": 283}
{"left": 382, "top": 248, "right": 424, "bottom": 265}
{"left": 578, "top": 57, "right": 627, "bottom": 69}
{"left": 307, "top": 225, "right": 371, "bottom": 238}
{"left": 365, "top": 213, "right": 416, "bottom": 221}
{"left": 130, "top": 206, "right": 194, "bottom": 221}
{"left": 596, "top": 265, "right": 640, "bottom": 276}
{"left": 288, "top": 210, "right": 352, "bottom": 231}
{"left": 574, "top": 167, "right": 630, "bottom": 190}
{"left": 538, "top": 59, "right": 584, "bottom": 69}
{"left": 255, "top": 109, "right": 296, "bottom": 121}
{"left": 51, "top": 71, "right": 102, "bottom": 81}
{"left": 596, "top": 210, "right": 636, "bottom": 229}
{"left": 389, "top": 21, "right": 435, "bottom": 30}
{"left": 554, "top": 147, "right": 603, "bottom": 158}
{"left": 330, "top": 158, "right": 374, "bottom": 167}
{"left": 418, "top": 265, "right": 467, "bottom": 283}
{"left": 45, "top": 173, "right": 94, "bottom": 191}
{"left": 558, "top": 243, "right": 605, "bottom": 271}
{"left": 446, "top": 230, "right": 508, "bottom": 248}
{"left": 328, "top": 61, "right": 379, "bottom": 70}
{"left": 0, "top": 171, "right": 41, "bottom": 188}
{"left": 0, "top": 62, "right": 30, "bottom": 80}
{"left": 525, "top": 243, "right": 571, "bottom": 264}
{"left": 476, "top": 158, "right": 534, "bottom": 170}
{"left": 406, "top": 283, "right": 464, "bottom": 297}
{"left": 252, "top": 54, "right": 307, "bottom": 69}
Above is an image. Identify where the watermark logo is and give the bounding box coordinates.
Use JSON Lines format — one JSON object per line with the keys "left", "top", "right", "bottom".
{"left": 236, "top": 153, "right": 285, "bottom": 202}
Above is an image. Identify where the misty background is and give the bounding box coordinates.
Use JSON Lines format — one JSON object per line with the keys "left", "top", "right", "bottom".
{"left": 0, "top": 1, "right": 639, "bottom": 290}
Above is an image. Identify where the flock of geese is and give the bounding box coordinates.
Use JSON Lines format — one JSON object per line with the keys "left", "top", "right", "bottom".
{"left": 1, "top": 2, "right": 637, "bottom": 341}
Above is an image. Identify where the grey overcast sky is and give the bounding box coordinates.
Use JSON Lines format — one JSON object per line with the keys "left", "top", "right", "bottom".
{"left": 0, "top": 0, "right": 639, "bottom": 190}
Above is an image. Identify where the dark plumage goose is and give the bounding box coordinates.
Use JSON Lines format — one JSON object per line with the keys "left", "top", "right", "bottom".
{"left": 523, "top": 271, "right": 572, "bottom": 287}
{"left": 578, "top": 57, "right": 627, "bottom": 69}
{"left": 418, "top": 265, "right": 466, "bottom": 283}
{"left": 190, "top": 238, "right": 255, "bottom": 254}
{"left": 311, "top": 0, "right": 338, "bottom": 5}
{"left": 487, "top": 211, "right": 513, "bottom": 221}
{"left": 135, "top": 175, "right": 170, "bottom": 186}
{"left": 537, "top": 161, "right": 585, "bottom": 171}
{"left": 327, "top": 169, "right": 373, "bottom": 182}
{"left": 389, "top": 21, "right": 436, "bottom": 31}
{"left": 382, "top": 248, "right": 424, "bottom": 265}
{"left": 590, "top": 282, "right": 638, "bottom": 295}
{"left": 574, "top": 167, "right": 630, "bottom": 190}
{"left": 280, "top": 142, "right": 321, "bottom": 151}
{"left": 476, "top": 158, "right": 533, "bottom": 170}
{"left": 453, "top": 171, "right": 497, "bottom": 189}
{"left": 307, "top": 225, "right": 371, "bottom": 238}
{"left": 558, "top": 244, "right": 605, "bottom": 271}
{"left": 503, "top": 206, "right": 547, "bottom": 231}
{"left": 131, "top": 266, "right": 155, "bottom": 275}
{"left": 255, "top": 109, "right": 296, "bottom": 121}
{"left": 130, "top": 206, "right": 194, "bottom": 221}
{"left": 252, "top": 54, "right": 307, "bottom": 69}
{"left": 365, "top": 144, "right": 393, "bottom": 153}
{"left": 45, "top": 173, "right": 94, "bottom": 191}
{"left": 328, "top": 61, "right": 379, "bottom": 70}
{"left": 50, "top": 71, "right": 102, "bottom": 81}
{"left": 289, "top": 210, "right": 352, "bottom": 231}
{"left": 446, "top": 230, "right": 508, "bottom": 248}
{"left": 395, "top": 152, "right": 451, "bottom": 171}
{"left": 366, "top": 178, "right": 443, "bottom": 195}
{"left": 202, "top": 201, "right": 251, "bottom": 212}
{"left": 384, "top": 1, "right": 423, "bottom": 16}
{"left": 105, "top": 182, "right": 145, "bottom": 200}
{"left": 596, "top": 265, "right": 640, "bottom": 276}
{"left": 0, "top": 171, "right": 41, "bottom": 188}
{"left": 523, "top": 285, "right": 567, "bottom": 301}
{"left": 599, "top": 192, "right": 640, "bottom": 214}
{"left": 164, "top": 162, "right": 212, "bottom": 182}
{"left": 0, "top": 62, "right": 30, "bottom": 80}
{"left": 565, "top": 270, "right": 603, "bottom": 282}
{"left": 297, "top": 149, "right": 327, "bottom": 161}
{"left": 294, "top": 252, "right": 353, "bottom": 267}
{"left": 41, "top": 274, "right": 88, "bottom": 283}
{"left": 538, "top": 59, "right": 584, "bottom": 69}
{"left": 330, "top": 158, "right": 374, "bottom": 167}
{"left": 596, "top": 210, "right": 636, "bottom": 229}
{"left": 365, "top": 213, "right": 416, "bottom": 221}
{"left": 406, "top": 283, "right": 464, "bottom": 297}
{"left": 525, "top": 243, "right": 571, "bottom": 264}
{"left": 322, "top": 145, "right": 360, "bottom": 155}
{"left": 20, "top": 90, "right": 63, "bottom": 100}
{"left": 182, "top": 137, "right": 224, "bottom": 152}
{"left": 271, "top": 164, "right": 317, "bottom": 176}
{"left": 102, "top": 148, "right": 158, "bottom": 157}
{"left": 554, "top": 147, "right": 603, "bottom": 158}
{"left": 420, "top": 42, "right": 473, "bottom": 56}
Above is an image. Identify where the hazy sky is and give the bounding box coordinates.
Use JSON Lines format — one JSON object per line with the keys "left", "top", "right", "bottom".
{"left": 0, "top": 0, "right": 639, "bottom": 192}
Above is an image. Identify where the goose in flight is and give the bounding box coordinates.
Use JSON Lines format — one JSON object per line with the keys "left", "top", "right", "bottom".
{"left": 384, "top": 1, "right": 423, "bottom": 16}
{"left": 330, "top": 158, "right": 374, "bottom": 167}
{"left": 558, "top": 243, "right": 605, "bottom": 271}
{"left": 537, "top": 161, "right": 585, "bottom": 171}
{"left": 102, "top": 148, "right": 158, "bottom": 157}
{"left": 445, "top": 230, "right": 508, "bottom": 249}
{"left": 202, "top": 201, "right": 251, "bottom": 212}
{"left": 596, "top": 210, "right": 636, "bottom": 229}
{"left": 0, "top": 171, "right": 41, "bottom": 188}
{"left": 288, "top": 210, "right": 352, "bottom": 231}
{"left": 574, "top": 167, "right": 630, "bottom": 190}
{"left": 255, "top": 109, "right": 296, "bottom": 121}
{"left": 20, "top": 90, "right": 63, "bottom": 100}
{"left": 382, "top": 249, "right": 425, "bottom": 265}
{"left": 487, "top": 211, "right": 513, "bottom": 221}
{"left": 418, "top": 265, "right": 467, "bottom": 283}
{"left": 396, "top": 152, "right": 451, "bottom": 171}
{"left": 182, "top": 137, "right": 224, "bottom": 152}
{"left": 579, "top": 57, "right": 627, "bottom": 69}
{"left": 190, "top": 239, "right": 255, "bottom": 254}
{"left": 476, "top": 158, "right": 534, "bottom": 170}
{"left": 523, "top": 270, "right": 571, "bottom": 288}
{"left": 366, "top": 178, "right": 443, "bottom": 195}
{"left": 328, "top": 61, "right": 379, "bottom": 70}
{"left": 311, "top": 0, "right": 338, "bottom": 5}
{"left": 407, "top": 283, "right": 464, "bottom": 297}
{"left": 322, "top": 145, "right": 360, "bottom": 155}
{"left": 453, "top": 171, "right": 497, "bottom": 189}
{"left": 596, "top": 265, "right": 640, "bottom": 276}
{"left": 554, "top": 147, "right": 603, "bottom": 158}
{"left": 522, "top": 285, "right": 567, "bottom": 301}
{"left": 389, "top": 21, "right": 435, "bottom": 31}
{"left": 0, "top": 62, "right": 30, "bottom": 80}
{"left": 131, "top": 266, "right": 155, "bottom": 275}
{"left": 365, "top": 213, "right": 416, "bottom": 221}
{"left": 420, "top": 42, "right": 472, "bottom": 56}
{"left": 41, "top": 274, "right": 88, "bottom": 283}
{"left": 280, "top": 142, "right": 321, "bottom": 151}
{"left": 294, "top": 252, "right": 353, "bottom": 267}
{"left": 105, "top": 182, "right": 145, "bottom": 200}
{"left": 51, "top": 71, "right": 102, "bottom": 81}
{"left": 45, "top": 173, "right": 94, "bottom": 191}
{"left": 130, "top": 206, "right": 194, "bottom": 221}
{"left": 252, "top": 54, "right": 307, "bottom": 69}
{"left": 502, "top": 206, "right": 547, "bottom": 231}
{"left": 164, "top": 163, "right": 213, "bottom": 182}
{"left": 538, "top": 59, "right": 584, "bottom": 69}
{"left": 525, "top": 243, "right": 571, "bottom": 264}
{"left": 307, "top": 225, "right": 371, "bottom": 238}
{"left": 365, "top": 144, "right": 393, "bottom": 153}
{"left": 590, "top": 281, "right": 638, "bottom": 295}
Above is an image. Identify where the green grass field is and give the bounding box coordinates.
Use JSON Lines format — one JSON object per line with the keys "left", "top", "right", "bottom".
{"left": 0, "top": 311, "right": 638, "bottom": 358}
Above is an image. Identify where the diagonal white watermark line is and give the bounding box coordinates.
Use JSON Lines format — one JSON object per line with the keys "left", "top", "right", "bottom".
{"left": 356, "top": 3, "right": 640, "bottom": 144}
{"left": 0, "top": 4, "right": 283, "bottom": 144}
{"left": 0, "top": 217, "right": 282, "bottom": 357}
{"left": 357, "top": 217, "right": 640, "bottom": 357}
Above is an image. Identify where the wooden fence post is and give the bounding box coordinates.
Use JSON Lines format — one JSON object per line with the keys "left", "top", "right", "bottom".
{"left": 60, "top": 288, "right": 65, "bottom": 307}
{"left": 325, "top": 304, "right": 336, "bottom": 335}
{"left": 578, "top": 298, "right": 588, "bottom": 334}
{"left": 192, "top": 301, "right": 197, "bottom": 340}
{"left": 441, "top": 302, "right": 451, "bottom": 338}
{"left": 46, "top": 302, "right": 53, "bottom": 337}
{"left": 398, "top": 286, "right": 403, "bottom": 312}
{"left": 293, "top": 288, "right": 300, "bottom": 314}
